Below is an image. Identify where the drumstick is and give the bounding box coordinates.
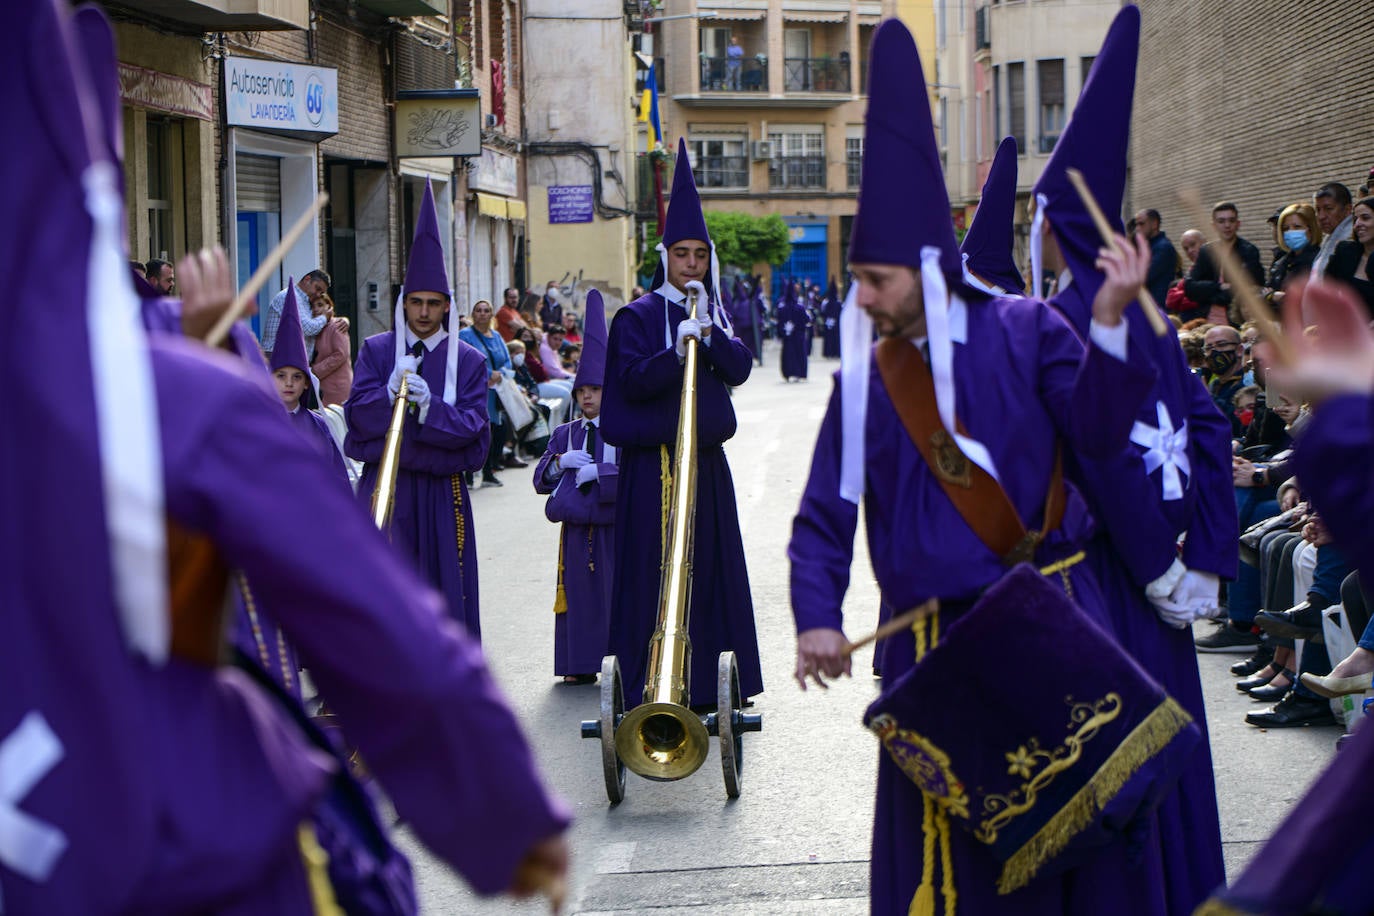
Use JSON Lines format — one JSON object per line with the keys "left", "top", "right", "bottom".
{"left": 1065, "top": 169, "right": 1170, "bottom": 337}
{"left": 1177, "top": 188, "right": 1298, "bottom": 365}
{"left": 842, "top": 598, "right": 939, "bottom": 658}
{"left": 204, "top": 192, "right": 330, "bottom": 348}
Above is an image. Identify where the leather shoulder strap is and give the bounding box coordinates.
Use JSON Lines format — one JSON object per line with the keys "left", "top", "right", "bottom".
{"left": 873, "top": 337, "right": 1063, "bottom": 564}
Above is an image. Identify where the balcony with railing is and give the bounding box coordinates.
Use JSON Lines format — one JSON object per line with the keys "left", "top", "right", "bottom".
{"left": 783, "top": 57, "right": 851, "bottom": 93}
{"left": 699, "top": 57, "right": 769, "bottom": 93}
{"left": 110, "top": 0, "right": 309, "bottom": 28}
{"left": 693, "top": 155, "right": 751, "bottom": 190}
{"left": 769, "top": 155, "right": 826, "bottom": 190}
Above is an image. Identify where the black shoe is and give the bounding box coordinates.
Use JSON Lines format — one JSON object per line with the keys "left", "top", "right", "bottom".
{"left": 1231, "top": 645, "right": 1275, "bottom": 676}
{"left": 481, "top": 473, "right": 503, "bottom": 487}
{"left": 1255, "top": 602, "right": 1324, "bottom": 641}
{"left": 1245, "top": 691, "right": 1337, "bottom": 729}
{"left": 1194, "top": 620, "right": 1261, "bottom": 653}
{"left": 1247, "top": 669, "right": 1295, "bottom": 701}
{"left": 1235, "top": 664, "right": 1279, "bottom": 692}
{"left": 462, "top": 472, "right": 474, "bottom": 487}
{"left": 502, "top": 455, "right": 529, "bottom": 469}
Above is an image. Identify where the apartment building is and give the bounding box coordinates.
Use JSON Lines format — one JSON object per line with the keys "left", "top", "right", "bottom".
{"left": 936, "top": 0, "right": 1118, "bottom": 273}
{"left": 649, "top": 0, "right": 903, "bottom": 295}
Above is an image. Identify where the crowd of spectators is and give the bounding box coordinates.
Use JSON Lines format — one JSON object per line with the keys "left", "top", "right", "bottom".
{"left": 1139, "top": 176, "right": 1374, "bottom": 736}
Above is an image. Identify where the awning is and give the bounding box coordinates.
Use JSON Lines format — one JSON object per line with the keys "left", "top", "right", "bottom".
{"left": 506, "top": 199, "right": 527, "bottom": 221}
{"left": 857, "top": 13, "right": 882, "bottom": 24}
{"left": 475, "top": 192, "right": 508, "bottom": 219}
{"left": 782, "top": 10, "right": 847, "bottom": 22}
{"left": 704, "top": 8, "right": 766, "bottom": 19}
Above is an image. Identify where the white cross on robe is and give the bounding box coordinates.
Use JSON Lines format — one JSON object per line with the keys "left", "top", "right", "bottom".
{"left": 782, "top": 320, "right": 795, "bottom": 337}
{"left": 0, "top": 712, "right": 68, "bottom": 913}
{"left": 1129, "top": 400, "right": 1190, "bottom": 501}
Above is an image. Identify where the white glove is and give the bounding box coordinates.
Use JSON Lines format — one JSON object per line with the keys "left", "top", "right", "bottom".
{"left": 388, "top": 355, "right": 419, "bottom": 397}
{"left": 1169, "top": 570, "right": 1221, "bottom": 616}
{"left": 405, "top": 374, "right": 432, "bottom": 424}
{"left": 575, "top": 463, "right": 600, "bottom": 486}
{"left": 1145, "top": 561, "right": 1219, "bottom": 629}
{"left": 675, "top": 318, "right": 704, "bottom": 358}
{"left": 559, "top": 450, "right": 593, "bottom": 471}
{"left": 1145, "top": 558, "right": 1187, "bottom": 601}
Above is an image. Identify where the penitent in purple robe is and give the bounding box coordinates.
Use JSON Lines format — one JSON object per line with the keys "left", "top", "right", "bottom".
{"left": 777, "top": 293, "right": 811, "bottom": 380}
{"left": 789, "top": 295, "right": 1160, "bottom": 916}
{"left": 534, "top": 418, "right": 618, "bottom": 676}
{"left": 345, "top": 331, "right": 490, "bottom": 639}
{"left": 1033, "top": 9, "right": 1232, "bottom": 908}
{"left": 1201, "top": 392, "right": 1374, "bottom": 915}
{"left": 601, "top": 290, "right": 763, "bottom": 707}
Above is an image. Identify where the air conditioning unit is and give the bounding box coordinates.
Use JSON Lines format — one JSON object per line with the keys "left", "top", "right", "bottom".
{"left": 750, "top": 140, "right": 772, "bottom": 161}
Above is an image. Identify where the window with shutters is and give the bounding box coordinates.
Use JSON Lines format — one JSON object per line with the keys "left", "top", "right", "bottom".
{"left": 1007, "top": 61, "right": 1025, "bottom": 151}
{"left": 1037, "top": 59, "right": 1065, "bottom": 153}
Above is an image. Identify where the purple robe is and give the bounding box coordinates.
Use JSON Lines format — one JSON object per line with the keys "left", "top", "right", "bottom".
{"left": 601, "top": 291, "right": 763, "bottom": 707}
{"left": 778, "top": 298, "right": 811, "bottom": 380}
{"left": 1049, "top": 284, "right": 1232, "bottom": 911}
{"left": 534, "top": 418, "right": 618, "bottom": 675}
{"left": 1204, "top": 392, "right": 1374, "bottom": 914}
{"left": 820, "top": 296, "right": 842, "bottom": 359}
{"left": 789, "top": 295, "right": 1161, "bottom": 915}
{"left": 140, "top": 293, "right": 268, "bottom": 374}
{"left": 345, "top": 332, "right": 490, "bottom": 639}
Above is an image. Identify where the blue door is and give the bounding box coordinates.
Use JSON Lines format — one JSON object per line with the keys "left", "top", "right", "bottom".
{"left": 774, "top": 221, "right": 827, "bottom": 299}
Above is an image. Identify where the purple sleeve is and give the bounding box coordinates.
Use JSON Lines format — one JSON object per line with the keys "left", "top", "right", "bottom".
{"left": 172, "top": 363, "right": 571, "bottom": 894}
{"left": 596, "top": 460, "right": 619, "bottom": 505}
{"left": 1293, "top": 393, "right": 1374, "bottom": 573}
{"left": 533, "top": 425, "right": 568, "bottom": 495}
{"left": 702, "top": 332, "right": 753, "bottom": 387}
{"left": 610, "top": 306, "right": 683, "bottom": 403}
{"left": 414, "top": 351, "right": 491, "bottom": 451}
{"left": 344, "top": 339, "right": 395, "bottom": 446}
{"left": 1035, "top": 305, "right": 1157, "bottom": 459}
{"left": 1180, "top": 370, "right": 1241, "bottom": 578}
{"left": 788, "top": 377, "right": 858, "bottom": 634}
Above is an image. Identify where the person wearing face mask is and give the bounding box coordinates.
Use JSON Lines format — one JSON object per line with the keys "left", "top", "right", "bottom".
{"left": 1260, "top": 202, "right": 1322, "bottom": 312}
{"left": 1204, "top": 324, "right": 1248, "bottom": 435}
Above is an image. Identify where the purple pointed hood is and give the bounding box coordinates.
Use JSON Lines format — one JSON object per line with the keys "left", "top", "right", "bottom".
{"left": 1032, "top": 5, "right": 1140, "bottom": 300}
{"left": 848, "top": 20, "right": 960, "bottom": 278}
{"left": 961, "top": 137, "right": 1025, "bottom": 295}
{"left": 661, "top": 138, "right": 710, "bottom": 248}
{"left": 573, "top": 288, "right": 607, "bottom": 389}
{"left": 403, "top": 178, "right": 449, "bottom": 298}
{"left": 269, "top": 278, "right": 310, "bottom": 375}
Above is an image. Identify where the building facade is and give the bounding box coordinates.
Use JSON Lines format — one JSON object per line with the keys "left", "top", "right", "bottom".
{"left": 1132, "top": 0, "right": 1374, "bottom": 244}
{"left": 651, "top": 0, "right": 899, "bottom": 296}
{"left": 936, "top": 0, "right": 1119, "bottom": 275}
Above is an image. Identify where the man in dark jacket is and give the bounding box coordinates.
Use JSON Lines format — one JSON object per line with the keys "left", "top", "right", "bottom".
{"left": 1184, "top": 201, "right": 1264, "bottom": 324}
{"left": 1134, "top": 207, "right": 1179, "bottom": 308}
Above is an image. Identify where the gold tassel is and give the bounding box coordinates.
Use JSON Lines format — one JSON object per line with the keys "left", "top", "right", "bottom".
{"left": 937, "top": 806, "right": 956, "bottom": 914}
{"left": 995, "top": 697, "right": 1195, "bottom": 895}
{"left": 908, "top": 606, "right": 951, "bottom": 915}
{"left": 451, "top": 475, "right": 467, "bottom": 601}
{"left": 910, "top": 796, "right": 938, "bottom": 915}
{"left": 297, "top": 823, "right": 345, "bottom": 916}
{"left": 1192, "top": 900, "right": 1255, "bottom": 916}
{"left": 912, "top": 615, "right": 928, "bottom": 663}
{"left": 553, "top": 525, "right": 568, "bottom": 614}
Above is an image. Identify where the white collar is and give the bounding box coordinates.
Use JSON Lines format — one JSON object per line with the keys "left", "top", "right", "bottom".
{"left": 583, "top": 415, "right": 601, "bottom": 428}
{"left": 405, "top": 326, "right": 448, "bottom": 352}
{"left": 288, "top": 404, "right": 301, "bottom": 415}
{"left": 654, "top": 281, "right": 687, "bottom": 304}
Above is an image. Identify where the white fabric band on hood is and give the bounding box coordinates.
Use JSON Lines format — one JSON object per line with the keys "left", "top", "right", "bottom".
{"left": 1029, "top": 192, "right": 1048, "bottom": 300}
{"left": 960, "top": 252, "right": 1015, "bottom": 299}
{"left": 838, "top": 281, "right": 869, "bottom": 504}
{"left": 392, "top": 289, "right": 460, "bottom": 405}
{"left": 85, "top": 161, "right": 169, "bottom": 664}
{"left": 922, "top": 246, "right": 1000, "bottom": 482}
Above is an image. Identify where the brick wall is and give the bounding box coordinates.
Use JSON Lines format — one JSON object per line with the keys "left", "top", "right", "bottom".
{"left": 1132, "top": 1, "right": 1374, "bottom": 244}
{"left": 319, "top": 18, "right": 390, "bottom": 164}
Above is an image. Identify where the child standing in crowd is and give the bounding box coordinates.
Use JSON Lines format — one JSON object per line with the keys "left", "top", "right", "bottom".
{"left": 534, "top": 290, "right": 616, "bottom": 684}
{"left": 271, "top": 280, "right": 351, "bottom": 491}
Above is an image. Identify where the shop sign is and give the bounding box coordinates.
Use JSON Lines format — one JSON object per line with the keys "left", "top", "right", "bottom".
{"left": 395, "top": 89, "right": 482, "bottom": 159}
{"left": 118, "top": 63, "right": 213, "bottom": 121}
{"left": 471, "top": 148, "right": 519, "bottom": 198}
{"left": 548, "top": 185, "right": 594, "bottom": 224}
{"left": 224, "top": 56, "right": 338, "bottom": 137}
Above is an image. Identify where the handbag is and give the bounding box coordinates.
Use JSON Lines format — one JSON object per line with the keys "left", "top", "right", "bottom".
{"left": 494, "top": 375, "right": 534, "bottom": 432}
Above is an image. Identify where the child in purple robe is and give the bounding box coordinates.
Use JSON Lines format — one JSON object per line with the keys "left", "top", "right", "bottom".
{"left": 535, "top": 290, "right": 617, "bottom": 683}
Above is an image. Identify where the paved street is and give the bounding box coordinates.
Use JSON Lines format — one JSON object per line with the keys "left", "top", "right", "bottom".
{"left": 393, "top": 340, "right": 1339, "bottom": 914}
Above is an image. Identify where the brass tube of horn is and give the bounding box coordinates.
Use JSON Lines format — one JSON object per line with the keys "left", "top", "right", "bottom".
{"left": 370, "top": 373, "right": 410, "bottom": 531}
{"left": 615, "top": 284, "right": 712, "bottom": 780}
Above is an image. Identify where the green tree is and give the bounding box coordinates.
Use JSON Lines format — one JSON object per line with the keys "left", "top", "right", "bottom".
{"left": 638, "top": 210, "right": 792, "bottom": 279}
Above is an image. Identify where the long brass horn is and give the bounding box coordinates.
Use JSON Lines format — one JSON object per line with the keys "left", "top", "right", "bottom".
{"left": 370, "top": 372, "right": 410, "bottom": 531}
{"left": 614, "top": 282, "right": 712, "bottom": 780}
